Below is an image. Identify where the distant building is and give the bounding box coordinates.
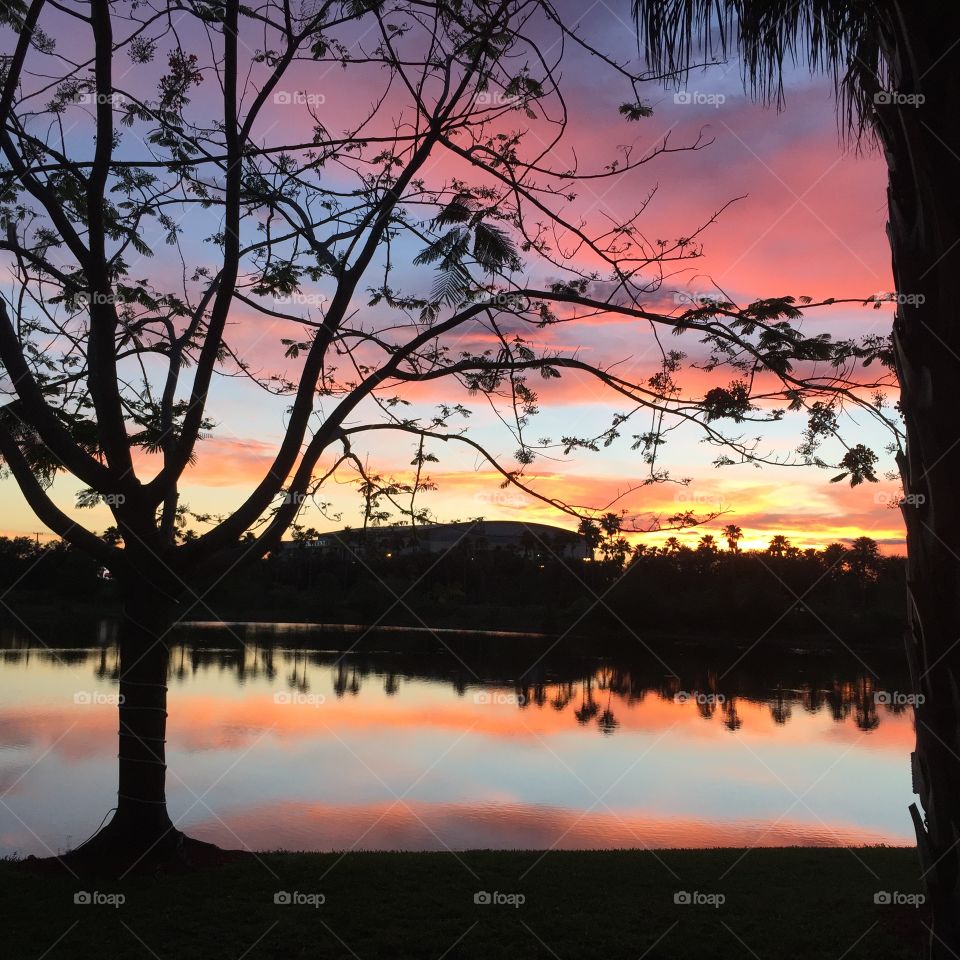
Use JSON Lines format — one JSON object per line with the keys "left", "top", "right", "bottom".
{"left": 284, "top": 520, "right": 590, "bottom": 561}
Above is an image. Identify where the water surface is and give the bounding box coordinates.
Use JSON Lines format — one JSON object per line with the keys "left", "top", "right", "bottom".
{"left": 0, "top": 621, "right": 916, "bottom": 855}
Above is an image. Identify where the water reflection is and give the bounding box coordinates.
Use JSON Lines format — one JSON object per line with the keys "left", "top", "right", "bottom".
{"left": 0, "top": 622, "right": 916, "bottom": 854}
{"left": 0, "top": 624, "right": 911, "bottom": 736}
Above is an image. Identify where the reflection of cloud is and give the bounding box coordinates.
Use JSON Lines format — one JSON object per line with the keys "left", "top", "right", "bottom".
{"left": 186, "top": 798, "right": 911, "bottom": 852}
{"left": 0, "top": 680, "right": 915, "bottom": 774}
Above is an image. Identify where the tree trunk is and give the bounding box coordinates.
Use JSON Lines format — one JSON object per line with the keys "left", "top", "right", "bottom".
{"left": 69, "top": 592, "right": 181, "bottom": 866}
{"left": 882, "top": 5, "right": 960, "bottom": 956}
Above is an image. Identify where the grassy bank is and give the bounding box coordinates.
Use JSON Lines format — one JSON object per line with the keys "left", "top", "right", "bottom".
{"left": 3, "top": 848, "right": 924, "bottom": 958}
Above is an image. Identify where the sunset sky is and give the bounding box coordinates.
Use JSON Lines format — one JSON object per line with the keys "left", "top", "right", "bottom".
{"left": 0, "top": 3, "right": 904, "bottom": 552}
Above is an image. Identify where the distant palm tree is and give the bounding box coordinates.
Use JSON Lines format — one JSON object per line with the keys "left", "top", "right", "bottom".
{"left": 722, "top": 524, "right": 743, "bottom": 553}
{"left": 697, "top": 534, "right": 718, "bottom": 553}
{"left": 663, "top": 536, "right": 681, "bottom": 554}
{"left": 848, "top": 536, "right": 881, "bottom": 581}
{"left": 821, "top": 542, "right": 848, "bottom": 575}
{"left": 767, "top": 535, "right": 790, "bottom": 557}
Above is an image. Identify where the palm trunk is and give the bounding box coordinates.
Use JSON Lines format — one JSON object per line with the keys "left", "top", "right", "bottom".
{"left": 882, "top": 6, "right": 960, "bottom": 955}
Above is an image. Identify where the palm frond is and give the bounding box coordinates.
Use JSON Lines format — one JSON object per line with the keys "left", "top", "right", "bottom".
{"left": 473, "top": 221, "right": 517, "bottom": 273}
{"left": 633, "top": 0, "right": 881, "bottom": 139}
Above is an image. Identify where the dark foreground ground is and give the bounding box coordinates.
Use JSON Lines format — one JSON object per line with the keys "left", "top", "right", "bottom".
{"left": 2, "top": 847, "right": 925, "bottom": 959}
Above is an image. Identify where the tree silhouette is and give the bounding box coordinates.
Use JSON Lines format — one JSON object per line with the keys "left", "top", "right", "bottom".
{"left": 722, "top": 524, "right": 743, "bottom": 553}
{"left": 633, "top": 3, "right": 960, "bottom": 946}
{"left": 0, "top": 0, "right": 894, "bottom": 867}
{"left": 767, "top": 535, "right": 790, "bottom": 557}
{"left": 697, "top": 534, "right": 718, "bottom": 553}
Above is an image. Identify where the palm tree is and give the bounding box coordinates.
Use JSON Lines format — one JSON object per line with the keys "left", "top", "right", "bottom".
{"left": 821, "top": 542, "right": 848, "bottom": 575}
{"left": 633, "top": 4, "right": 960, "bottom": 950}
{"left": 767, "top": 534, "right": 790, "bottom": 557}
{"left": 722, "top": 524, "right": 743, "bottom": 553}
{"left": 847, "top": 535, "right": 881, "bottom": 582}
{"left": 663, "top": 536, "right": 681, "bottom": 553}
{"left": 697, "top": 533, "right": 718, "bottom": 552}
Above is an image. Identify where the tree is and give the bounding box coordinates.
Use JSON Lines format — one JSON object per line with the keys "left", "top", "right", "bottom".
{"left": 767, "top": 534, "right": 790, "bottom": 557}
{"left": 0, "top": 0, "right": 892, "bottom": 868}
{"left": 847, "top": 535, "right": 881, "bottom": 582}
{"left": 634, "top": 1, "right": 960, "bottom": 951}
{"left": 721, "top": 523, "right": 742, "bottom": 552}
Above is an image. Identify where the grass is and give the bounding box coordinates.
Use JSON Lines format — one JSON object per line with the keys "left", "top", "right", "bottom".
{"left": 1, "top": 847, "right": 925, "bottom": 959}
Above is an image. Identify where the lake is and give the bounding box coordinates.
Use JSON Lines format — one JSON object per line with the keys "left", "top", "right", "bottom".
{"left": 0, "top": 620, "right": 916, "bottom": 856}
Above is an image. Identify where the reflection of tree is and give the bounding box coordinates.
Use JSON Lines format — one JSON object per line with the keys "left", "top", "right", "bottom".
{"left": 598, "top": 689, "right": 618, "bottom": 735}
{"left": 287, "top": 650, "right": 311, "bottom": 693}
{"left": 721, "top": 697, "right": 742, "bottom": 731}
{"left": 21, "top": 625, "right": 911, "bottom": 738}
{"left": 575, "top": 678, "right": 600, "bottom": 725}
{"left": 853, "top": 676, "right": 880, "bottom": 731}
{"left": 770, "top": 686, "right": 792, "bottom": 725}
